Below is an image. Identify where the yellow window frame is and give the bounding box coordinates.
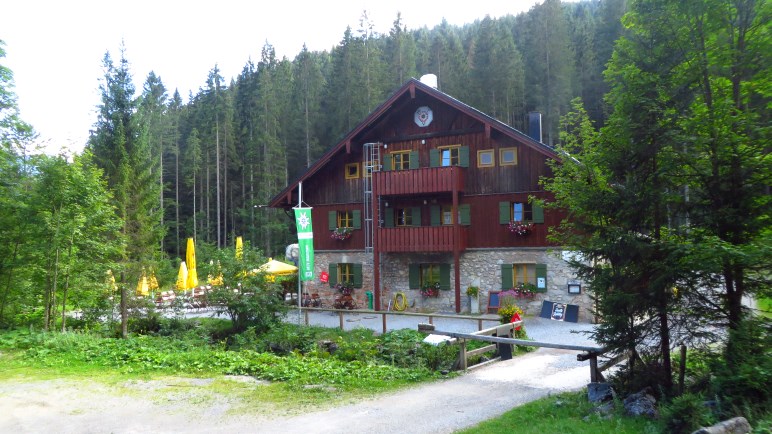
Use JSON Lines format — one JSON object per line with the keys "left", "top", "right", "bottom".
{"left": 345, "top": 163, "right": 360, "bottom": 179}
{"left": 338, "top": 263, "right": 353, "bottom": 284}
{"left": 337, "top": 210, "right": 353, "bottom": 228}
{"left": 396, "top": 208, "right": 414, "bottom": 226}
{"left": 500, "top": 147, "right": 518, "bottom": 166}
{"left": 512, "top": 263, "right": 536, "bottom": 285}
{"left": 438, "top": 145, "right": 461, "bottom": 167}
{"left": 391, "top": 151, "right": 411, "bottom": 171}
{"left": 477, "top": 149, "right": 495, "bottom": 168}
{"left": 421, "top": 264, "right": 441, "bottom": 286}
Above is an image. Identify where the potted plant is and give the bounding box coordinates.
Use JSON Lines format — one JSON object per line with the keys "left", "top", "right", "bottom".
{"left": 513, "top": 282, "right": 537, "bottom": 298}
{"left": 331, "top": 227, "right": 352, "bottom": 241}
{"left": 466, "top": 286, "right": 480, "bottom": 314}
{"left": 420, "top": 281, "right": 440, "bottom": 298}
{"left": 508, "top": 220, "right": 534, "bottom": 236}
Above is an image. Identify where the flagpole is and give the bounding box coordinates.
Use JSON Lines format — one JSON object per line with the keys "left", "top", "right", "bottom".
{"left": 297, "top": 182, "right": 303, "bottom": 321}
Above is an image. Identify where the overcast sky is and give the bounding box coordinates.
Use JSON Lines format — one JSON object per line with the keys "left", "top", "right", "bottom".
{"left": 2, "top": 0, "right": 543, "bottom": 154}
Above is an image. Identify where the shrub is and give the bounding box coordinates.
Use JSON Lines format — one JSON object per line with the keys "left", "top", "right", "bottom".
{"left": 660, "top": 393, "right": 714, "bottom": 434}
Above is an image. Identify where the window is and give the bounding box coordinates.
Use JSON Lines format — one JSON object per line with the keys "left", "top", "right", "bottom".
{"left": 430, "top": 145, "right": 469, "bottom": 168}
{"left": 498, "top": 201, "right": 543, "bottom": 224}
{"left": 328, "top": 210, "right": 362, "bottom": 230}
{"left": 512, "top": 203, "right": 532, "bottom": 222}
{"left": 337, "top": 210, "right": 353, "bottom": 228}
{"left": 409, "top": 263, "right": 451, "bottom": 290}
{"left": 328, "top": 262, "right": 363, "bottom": 288}
{"left": 500, "top": 147, "right": 517, "bottom": 166}
{"left": 338, "top": 263, "right": 353, "bottom": 284}
{"left": 501, "top": 263, "right": 547, "bottom": 292}
{"left": 420, "top": 264, "right": 441, "bottom": 287}
{"left": 439, "top": 145, "right": 461, "bottom": 166}
{"left": 391, "top": 151, "right": 411, "bottom": 171}
{"left": 477, "top": 150, "right": 494, "bottom": 168}
{"left": 441, "top": 205, "right": 453, "bottom": 225}
{"left": 396, "top": 208, "right": 414, "bottom": 226}
{"left": 345, "top": 163, "right": 360, "bottom": 179}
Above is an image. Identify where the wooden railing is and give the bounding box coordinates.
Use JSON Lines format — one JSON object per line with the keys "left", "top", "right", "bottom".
{"left": 374, "top": 166, "right": 465, "bottom": 195}
{"left": 377, "top": 225, "right": 468, "bottom": 252}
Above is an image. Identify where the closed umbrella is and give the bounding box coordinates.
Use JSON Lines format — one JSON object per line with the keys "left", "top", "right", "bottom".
{"left": 136, "top": 271, "right": 149, "bottom": 296}
{"left": 235, "top": 236, "right": 243, "bottom": 260}
{"left": 185, "top": 238, "right": 198, "bottom": 290}
{"left": 176, "top": 261, "right": 188, "bottom": 291}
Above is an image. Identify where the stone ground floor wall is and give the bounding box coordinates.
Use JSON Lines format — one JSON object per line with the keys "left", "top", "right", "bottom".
{"left": 303, "top": 248, "right": 596, "bottom": 322}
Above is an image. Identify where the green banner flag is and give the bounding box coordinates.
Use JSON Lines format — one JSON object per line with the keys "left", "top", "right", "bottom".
{"left": 294, "top": 207, "right": 315, "bottom": 281}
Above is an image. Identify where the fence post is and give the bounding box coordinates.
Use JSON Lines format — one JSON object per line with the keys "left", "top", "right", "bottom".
{"left": 339, "top": 311, "right": 344, "bottom": 330}
{"left": 304, "top": 309, "right": 309, "bottom": 326}
{"left": 459, "top": 339, "right": 468, "bottom": 370}
{"left": 382, "top": 313, "right": 387, "bottom": 334}
{"left": 589, "top": 354, "right": 599, "bottom": 382}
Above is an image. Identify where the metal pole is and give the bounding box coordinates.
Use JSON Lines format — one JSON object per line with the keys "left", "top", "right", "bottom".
{"left": 297, "top": 181, "right": 303, "bottom": 324}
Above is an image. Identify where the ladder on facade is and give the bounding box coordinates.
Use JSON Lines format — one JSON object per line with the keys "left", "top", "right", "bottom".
{"left": 363, "top": 142, "right": 382, "bottom": 253}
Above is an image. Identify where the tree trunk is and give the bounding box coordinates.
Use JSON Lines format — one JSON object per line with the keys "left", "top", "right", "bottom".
{"left": 120, "top": 272, "right": 128, "bottom": 339}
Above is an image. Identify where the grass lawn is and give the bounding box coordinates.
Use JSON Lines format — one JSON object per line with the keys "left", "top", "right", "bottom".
{"left": 458, "top": 391, "right": 657, "bottom": 434}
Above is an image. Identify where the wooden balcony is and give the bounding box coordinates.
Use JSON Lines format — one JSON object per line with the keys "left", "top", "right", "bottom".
{"left": 373, "top": 166, "right": 465, "bottom": 196}
{"left": 376, "top": 226, "right": 468, "bottom": 252}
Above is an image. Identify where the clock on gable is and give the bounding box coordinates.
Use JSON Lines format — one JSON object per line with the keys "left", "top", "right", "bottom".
{"left": 414, "top": 106, "right": 433, "bottom": 127}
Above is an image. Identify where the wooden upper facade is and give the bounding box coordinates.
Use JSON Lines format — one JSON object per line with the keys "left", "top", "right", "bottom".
{"left": 270, "top": 77, "right": 562, "bottom": 253}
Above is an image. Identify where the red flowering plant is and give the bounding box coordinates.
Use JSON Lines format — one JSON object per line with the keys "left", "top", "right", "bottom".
{"left": 331, "top": 227, "right": 352, "bottom": 240}
{"left": 335, "top": 281, "right": 354, "bottom": 296}
{"left": 508, "top": 221, "right": 534, "bottom": 236}
{"left": 420, "top": 281, "right": 440, "bottom": 297}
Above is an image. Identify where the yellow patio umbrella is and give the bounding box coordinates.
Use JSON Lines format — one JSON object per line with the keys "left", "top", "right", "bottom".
{"left": 256, "top": 258, "right": 298, "bottom": 281}
{"left": 136, "top": 271, "right": 149, "bottom": 296}
{"left": 176, "top": 261, "right": 188, "bottom": 291}
{"left": 148, "top": 271, "right": 159, "bottom": 292}
{"left": 106, "top": 270, "right": 118, "bottom": 295}
{"left": 185, "top": 238, "right": 198, "bottom": 289}
{"left": 235, "top": 236, "right": 243, "bottom": 260}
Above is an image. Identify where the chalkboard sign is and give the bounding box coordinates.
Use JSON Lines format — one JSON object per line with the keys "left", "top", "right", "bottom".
{"left": 551, "top": 303, "right": 566, "bottom": 321}
{"left": 487, "top": 291, "right": 501, "bottom": 313}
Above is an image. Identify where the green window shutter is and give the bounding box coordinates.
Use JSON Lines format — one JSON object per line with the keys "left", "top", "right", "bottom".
{"left": 352, "top": 263, "right": 363, "bottom": 288}
{"left": 459, "top": 146, "right": 469, "bottom": 167}
{"left": 328, "top": 263, "right": 338, "bottom": 288}
{"left": 384, "top": 207, "right": 394, "bottom": 227}
{"left": 383, "top": 154, "right": 392, "bottom": 171}
{"left": 532, "top": 204, "right": 544, "bottom": 224}
{"left": 352, "top": 210, "right": 362, "bottom": 229}
{"left": 429, "top": 149, "right": 439, "bottom": 167}
{"left": 430, "top": 205, "right": 441, "bottom": 226}
{"left": 501, "top": 264, "right": 513, "bottom": 290}
{"left": 499, "top": 202, "right": 511, "bottom": 224}
{"left": 439, "top": 263, "right": 451, "bottom": 290}
{"left": 409, "top": 151, "right": 419, "bottom": 169}
{"left": 412, "top": 207, "right": 422, "bottom": 226}
{"left": 459, "top": 204, "right": 470, "bottom": 226}
{"left": 328, "top": 210, "right": 337, "bottom": 230}
{"left": 535, "top": 264, "right": 547, "bottom": 292}
{"left": 408, "top": 264, "right": 420, "bottom": 289}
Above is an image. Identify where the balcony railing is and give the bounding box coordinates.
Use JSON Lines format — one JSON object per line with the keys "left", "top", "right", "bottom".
{"left": 373, "top": 166, "right": 465, "bottom": 196}
{"left": 376, "top": 225, "right": 468, "bottom": 252}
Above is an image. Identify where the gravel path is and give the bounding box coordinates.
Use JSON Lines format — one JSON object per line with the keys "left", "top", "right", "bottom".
{"left": 0, "top": 315, "right": 599, "bottom": 433}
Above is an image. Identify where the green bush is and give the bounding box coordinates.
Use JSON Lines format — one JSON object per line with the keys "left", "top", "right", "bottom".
{"left": 660, "top": 393, "right": 714, "bottom": 434}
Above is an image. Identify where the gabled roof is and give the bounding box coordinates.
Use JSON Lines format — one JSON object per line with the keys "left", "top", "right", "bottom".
{"left": 269, "top": 77, "right": 558, "bottom": 208}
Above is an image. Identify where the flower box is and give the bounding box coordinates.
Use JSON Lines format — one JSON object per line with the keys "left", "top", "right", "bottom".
{"left": 508, "top": 221, "right": 533, "bottom": 236}
{"left": 331, "top": 227, "right": 352, "bottom": 240}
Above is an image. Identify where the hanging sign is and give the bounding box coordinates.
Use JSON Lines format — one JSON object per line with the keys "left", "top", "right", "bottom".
{"left": 294, "top": 207, "right": 315, "bottom": 281}
{"left": 320, "top": 271, "right": 329, "bottom": 283}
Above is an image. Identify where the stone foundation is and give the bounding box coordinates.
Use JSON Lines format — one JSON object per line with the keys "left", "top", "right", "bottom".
{"left": 305, "top": 248, "right": 596, "bottom": 322}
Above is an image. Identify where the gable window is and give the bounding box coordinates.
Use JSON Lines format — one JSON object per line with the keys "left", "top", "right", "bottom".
{"left": 500, "top": 147, "right": 518, "bottom": 166}
{"left": 408, "top": 263, "right": 451, "bottom": 290}
{"left": 328, "top": 262, "right": 363, "bottom": 288}
{"left": 498, "top": 201, "right": 544, "bottom": 224}
{"left": 328, "top": 209, "right": 362, "bottom": 230}
{"left": 345, "top": 163, "right": 360, "bottom": 179}
{"left": 501, "top": 263, "right": 547, "bottom": 292}
{"left": 477, "top": 150, "right": 494, "bottom": 168}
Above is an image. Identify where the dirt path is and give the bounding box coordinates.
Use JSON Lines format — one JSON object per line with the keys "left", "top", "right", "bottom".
{"left": 0, "top": 347, "right": 590, "bottom": 434}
